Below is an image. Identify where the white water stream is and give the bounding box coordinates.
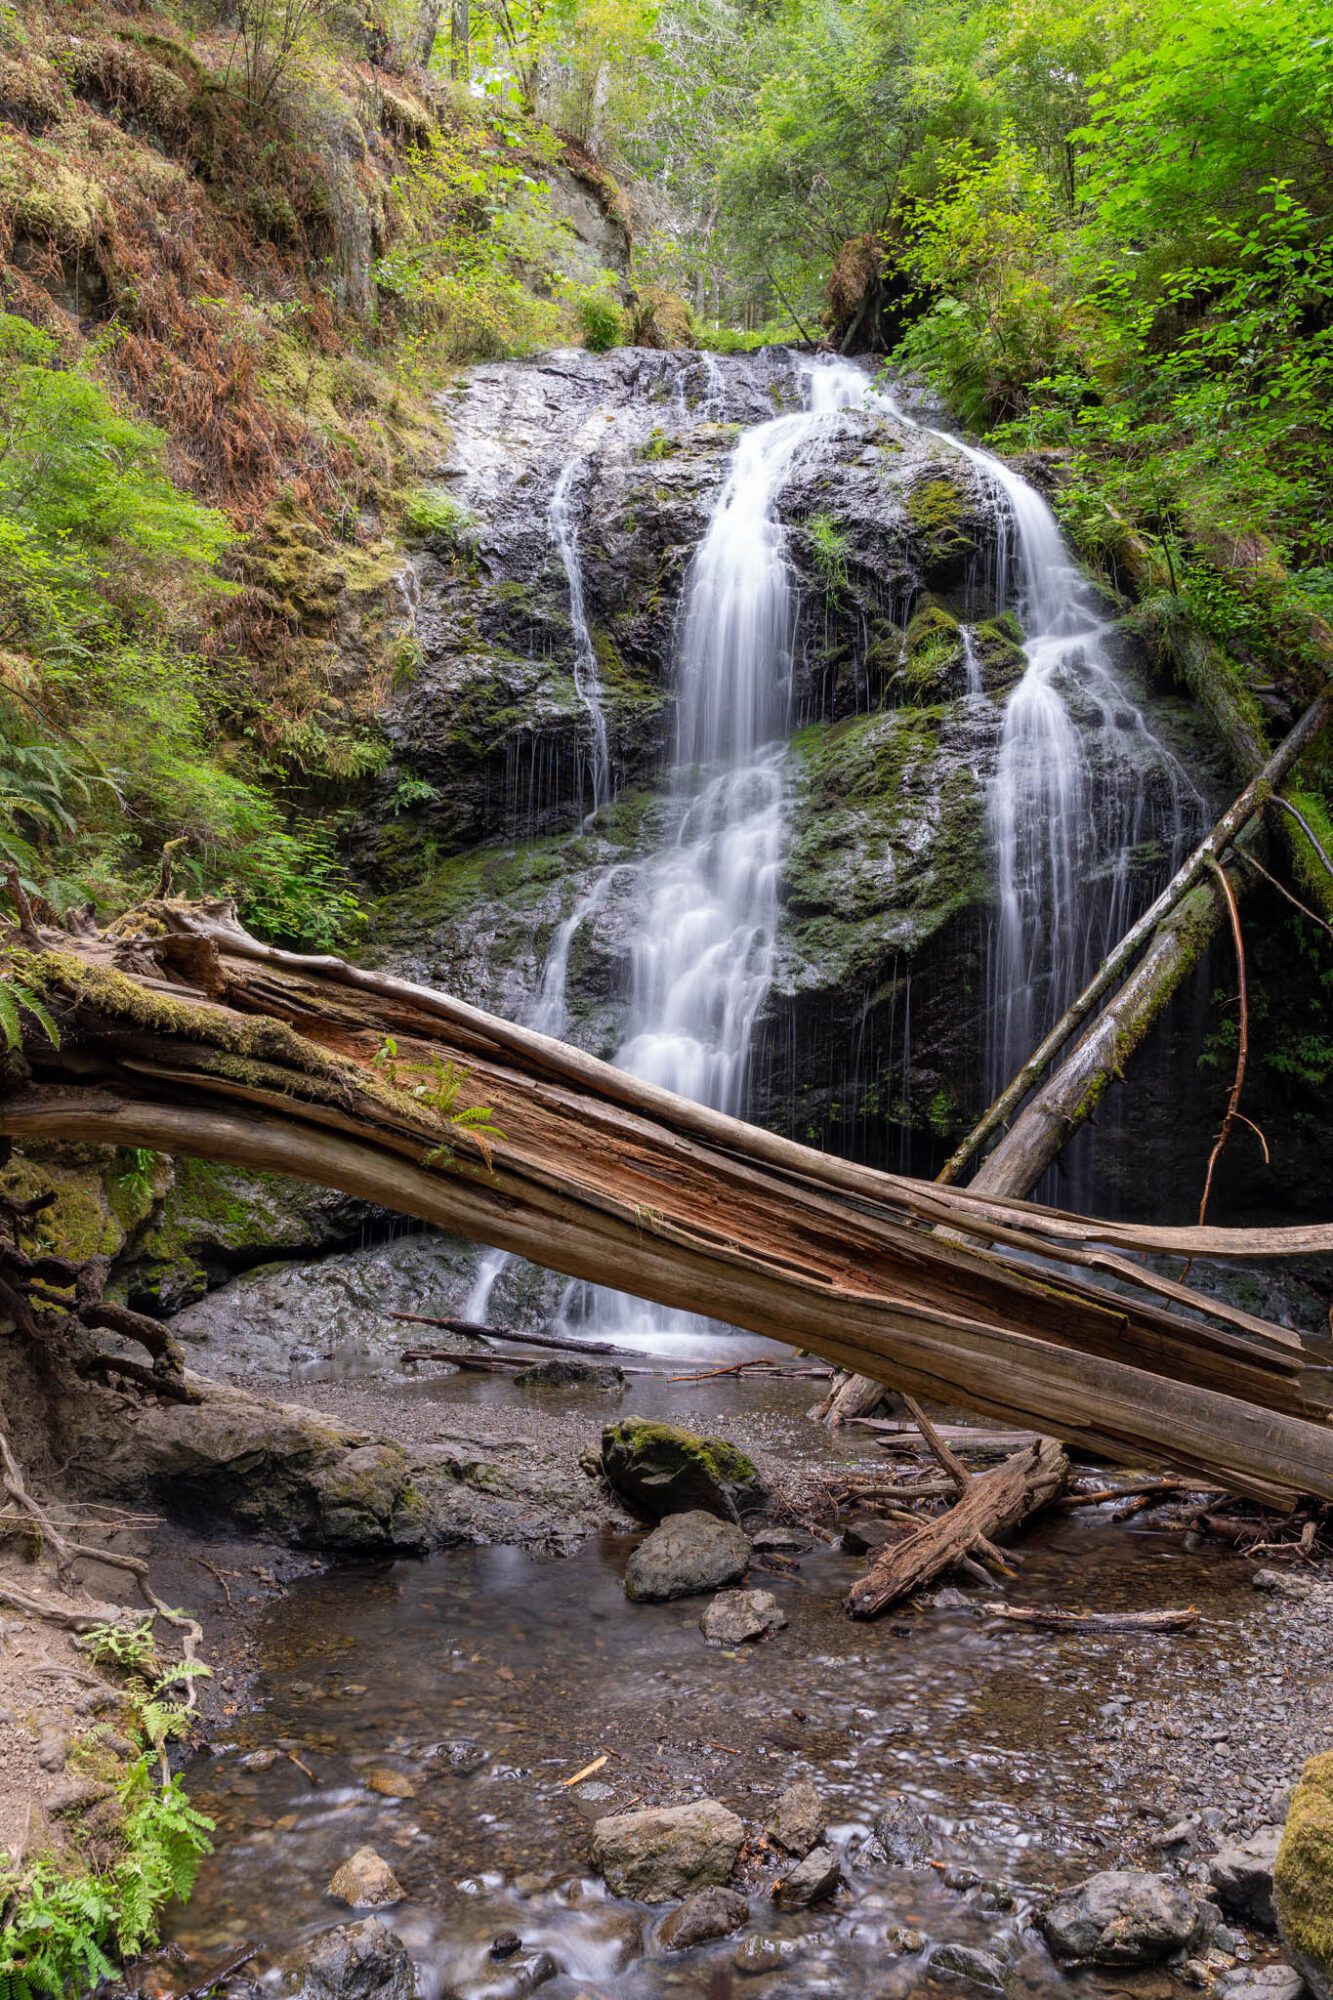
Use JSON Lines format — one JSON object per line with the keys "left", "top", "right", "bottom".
{"left": 468, "top": 351, "right": 1202, "bottom": 1346}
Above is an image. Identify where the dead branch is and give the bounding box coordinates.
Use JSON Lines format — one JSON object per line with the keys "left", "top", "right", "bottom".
{"left": 982, "top": 1604, "right": 1199, "bottom": 1633}
{"left": 1197, "top": 856, "right": 1257, "bottom": 1226}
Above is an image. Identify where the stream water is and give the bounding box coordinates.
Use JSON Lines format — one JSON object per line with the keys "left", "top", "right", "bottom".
{"left": 165, "top": 1364, "right": 1317, "bottom": 1999}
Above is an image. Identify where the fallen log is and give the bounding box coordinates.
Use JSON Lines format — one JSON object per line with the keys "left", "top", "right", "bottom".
{"left": 844, "top": 1437, "right": 1070, "bottom": 1617}
{"left": 982, "top": 1604, "right": 1199, "bottom": 1633}
{"left": 388, "top": 1310, "right": 652, "bottom": 1360}
{"left": 4, "top": 919, "right": 1333, "bottom": 1506}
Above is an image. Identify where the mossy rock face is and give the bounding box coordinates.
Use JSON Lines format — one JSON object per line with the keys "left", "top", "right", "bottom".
{"left": 1275, "top": 1750, "right": 1333, "bottom": 2000}
{"left": 0, "top": 1142, "right": 163, "bottom": 1268}
{"left": 902, "top": 602, "right": 967, "bottom": 700}
{"left": 601, "top": 1417, "right": 767, "bottom": 1524}
{"left": 971, "top": 615, "right": 1027, "bottom": 698}
{"left": 905, "top": 473, "right": 980, "bottom": 584}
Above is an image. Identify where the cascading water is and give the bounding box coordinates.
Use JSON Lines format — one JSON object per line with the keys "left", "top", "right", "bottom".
{"left": 548, "top": 457, "right": 611, "bottom": 821}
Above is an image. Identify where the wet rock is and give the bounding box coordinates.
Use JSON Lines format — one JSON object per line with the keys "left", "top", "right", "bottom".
{"left": 873, "top": 1796, "right": 932, "bottom": 1866}
{"left": 1275, "top": 1751, "right": 1333, "bottom": 2000}
{"left": 624, "top": 1512, "right": 750, "bottom": 1603}
{"left": 733, "top": 1935, "right": 804, "bottom": 1976}
{"left": 1038, "top": 1870, "right": 1206, "bottom": 1965}
{"left": 773, "top": 1844, "right": 840, "bottom": 1908}
{"left": 289, "top": 1920, "right": 415, "bottom": 2000}
{"left": 489, "top": 1935, "right": 522, "bottom": 1960}
{"left": 930, "top": 1943, "right": 1007, "bottom": 1989}
{"left": 700, "top": 1587, "right": 787, "bottom": 1645}
{"left": 750, "top": 1526, "right": 811, "bottom": 1553}
{"left": 365, "top": 1767, "right": 416, "bottom": 1800}
{"left": 659, "top": 1886, "right": 749, "bottom": 1950}
{"left": 590, "top": 1799, "right": 744, "bottom": 1902}
{"left": 448, "top": 1951, "right": 558, "bottom": 2000}
{"left": 429, "top": 1738, "right": 489, "bottom": 1774}
{"left": 513, "top": 1359, "right": 624, "bottom": 1389}
{"left": 601, "top": 1417, "right": 767, "bottom": 1523}
{"left": 1209, "top": 1828, "right": 1283, "bottom": 1930}
{"left": 241, "top": 1747, "right": 282, "bottom": 1772}
{"left": 928, "top": 1586, "right": 972, "bottom": 1611}
{"left": 841, "top": 1516, "right": 901, "bottom": 1556}
{"left": 327, "top": 1847, "right": 405, "bottom": 1909}
{"left": 887, "top": 1927, "right": 927, "bottom": 1954}
{"left": 1252, "top": 1570, "right": 1315, "bottom": 1602}
{"left": 1217, "top": 1964, "right": 1309, "bottom": 2000}
{"left": 767, "top": 1779, "right": 826, "bottom": 1858}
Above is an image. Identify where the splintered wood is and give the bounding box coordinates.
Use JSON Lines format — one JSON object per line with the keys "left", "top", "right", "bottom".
{"left": 3, "top": 903, "right": 1333, "bottom": 1508}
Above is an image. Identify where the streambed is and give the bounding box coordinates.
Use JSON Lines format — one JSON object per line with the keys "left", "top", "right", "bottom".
{"left": 162, "top": 1377, "right": 1329, "bottom": 2000}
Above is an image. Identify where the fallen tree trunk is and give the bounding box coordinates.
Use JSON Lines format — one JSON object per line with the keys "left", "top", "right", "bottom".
{"left": 845, "top": 1438, "right": 1070, "bottom": 1617}
{"left": 3, "top": 917, "right": 1333, "bottom": 1505}
{"left": 984, "top": 1603, "right": 1198, "bottom": 1634}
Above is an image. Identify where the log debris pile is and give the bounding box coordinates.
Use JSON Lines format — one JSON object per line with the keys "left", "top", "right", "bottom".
{"left": 1, "top": 902, "right": 1332, "bottom": 1510}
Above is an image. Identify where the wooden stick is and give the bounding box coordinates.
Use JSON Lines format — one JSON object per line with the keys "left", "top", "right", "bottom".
{"left": 982, "top": 1604, "right": 1199, "bottom": 1633}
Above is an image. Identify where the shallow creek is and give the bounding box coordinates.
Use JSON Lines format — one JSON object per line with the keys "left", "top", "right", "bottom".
{"left": 164, "top": 1382, "right": 1299, "bottom": 2000}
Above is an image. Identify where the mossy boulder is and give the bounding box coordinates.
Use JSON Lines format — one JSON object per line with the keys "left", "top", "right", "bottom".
{"left": 902, "top": 602, "right": 967, "bottom": 699}
{"left": 905, "top": 473, "right": 979, "bottom": 584}
{"left": 1275, "top": 1751, "right": 1333, "bottom": 2000}
{"left": 601, "top": 1416, "right": 767, "bottom": 1523}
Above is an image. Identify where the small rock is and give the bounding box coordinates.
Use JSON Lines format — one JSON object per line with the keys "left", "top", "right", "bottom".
{"left": 873, "top": 1797, "right": 932, "bottom": 1866}
{"left": 928, "top": 1586, "right": 972, "bottom": 1611}
{"left": 732, "top": 1935, "right": 803, "bottom": 1976}
{"left": 624, "top": 1512, "right": 751, "bottom": 1603}
{"left": 290, "top": 1920, "right": 415, "bottom": 2000}
{"left": 1217, "top": 1965, "right": 1309, "bottom": 2000}
{"left": 327, "top": 1847, "right": 405, "bottom": 1909}
{"left": 590, "top": 1800, "right": 744, "bottom": 1903}
{"left": 1038, "top": 1870, "right": 1205, "bottom": 1965}
{"left": 601, "top": 1416, "right": 767, "bottom": 1523}
{"left": 773, "top": 1843, "right": 840, "bottom": 1908}
{"left": 930, "top": 1943, "right": 1007, "bottom": 1989}
{"left": 976, "top": 1882, "right": 1016, "bottom": 1914}
{"left": 1252, "top": 1570, "right": 1313, "bottom": 1601}
{"left": 241, "top": 1748, "right": 282, "bottom": 1772}
{"left": 886, "top": 1928, "right": 926, "bottom": 1955}
{"left": 841, "top": 1517, "right": 901, "bottom": 1556}
{"left": 767, "top": 1778, "right": 825, "bottom": 1858}
{"left": 430, "top": 1739, "right": 489, "bottom": 1774}
{"left": 457, "top": 1950, "right": 558, "bottom": 1998}
{"left": 944, "top": 1866, "right": 982, "bottom": 1892}
{"left": 700, "top": 1588, "right": 787, "bottom": 1646}
{"left": 659, "top": 1886, "right": 749, "bottom": 1950}
{"left": 1209, "top": 1829, "right": 1282, "bottom": 1930}
{"left": 750, "top": 1527, "right": 810, "bottom": 1553}
{"left": 489, "top": 1934, "right": 522, "bottom": 1961}
{"left": 36, "top": 1731, "right": 69, "bottom": 1774}
{"left": 1156, "top": 1819, "right": 1200, "bottom": 1850}
{"left": 365, "top": 1768, "right": 417, "bottom": 1800}
{"left": 513, "top": 1359, "right": 624, "bottom": 1389}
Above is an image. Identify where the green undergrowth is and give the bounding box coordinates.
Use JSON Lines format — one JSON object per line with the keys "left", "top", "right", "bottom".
{"left": 0, "top": 1622, "right": 213, "bottom": 2000}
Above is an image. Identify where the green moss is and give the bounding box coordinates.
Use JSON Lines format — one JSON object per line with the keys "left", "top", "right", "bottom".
{"left": 905, "top": 473, "right": 974, "bottom": 569}
{"left": 903, "top": 602, "right": 964, "bottom": 696}
{"left": 1275, "top": 1750, "right": 1333, "bottom": 1985}
{"left": 603, "top": 1417, "right": 759, "bottom": 1488}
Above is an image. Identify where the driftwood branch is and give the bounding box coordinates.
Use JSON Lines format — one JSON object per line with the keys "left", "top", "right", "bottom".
{"left": 844, "top": 1437, "right": 1070, "bottom": 1618}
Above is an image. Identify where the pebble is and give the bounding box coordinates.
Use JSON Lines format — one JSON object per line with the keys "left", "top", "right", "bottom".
{"left": 365, "top": 1766, "right": 417, "bottom": 1799}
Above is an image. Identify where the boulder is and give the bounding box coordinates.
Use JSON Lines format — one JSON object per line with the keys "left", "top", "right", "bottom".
{"left": 601, "top": 1417, "right": 767, "bottom": 1522}
{"left": 1217, "top": 1965, "right": 1309, "bottom": 2000}
{"left": 700, "top": 1588, "right": 787, "bottom": 1645}
{"left": 624, "top": 1512, "right": 750, "bottom": 1603}
{"left": 767, "top": 1779, "right": 825, "bottom": 1858}
{"left": 930, "top": 1944, "right": 1006, "bottom": 1989}
{"left": 1210, "top": 1828, "right": 1283, "bottom": 1930}
{"left": 873, "top": 1796, "right": 932, "bottom": 1866}
{"left": 1276, "top": 1751, "right": 1333, "bottom": 2000}
{"left": 328, "top": 1847, "right": 405, "bottom": 1909}
{"left": 773, "top": 1844, "right": 841, "bottom": 1908}
{"left": 659, "top": 1886, "right": 750, "bottom": 1950}
{"left": 290, "top": 1921, "right": 415, "bottom": 2000}
{"left": 1038, "top": 1870, "right": 1205, "bottom": 1965}
{"left": 513, "top": 1359, "right": 624, "bottom": 1388}
{"left": 590, "top": 1800, "right": 744, "bottom": 1903}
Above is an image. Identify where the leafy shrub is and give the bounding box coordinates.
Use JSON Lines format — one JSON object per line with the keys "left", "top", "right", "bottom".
{"left": 227, "top": 818, "right": 366, "bottom": 952}
{"left": 401, "top": 487, "right": 478, "bottom": 543}
{"left": 576, "top": 288, "right": 624, "bottom": 353}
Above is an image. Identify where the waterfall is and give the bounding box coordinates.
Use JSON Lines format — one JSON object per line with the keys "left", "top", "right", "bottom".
{"left": 549, "top": 457, "right": 611, "bottom": 820}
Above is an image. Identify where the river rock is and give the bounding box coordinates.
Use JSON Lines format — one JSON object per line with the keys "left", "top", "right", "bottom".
{"left": 750, "top": 1526, "right": 811, "bottom": 1553}
{"left": 767, "top": 1778, "right": 826, "bottom": 1857}
{"left": 732, "top": 1935, "right": 804, "bottom": 1976}
{"left": 328, "top": 1847, "right": 405, "bottom": 1909}
{"left": 290, "top": 1920, "right": 415, "bottom": 2000}
{"left": 659, "top": 1886, "right": 749, "bottom": 1950}
{"left": 930, "top": 1943, "right": 1007, "bottom": 1989}
{"left": 513, "top": 1358, "right": 624, "bottom": 1388}
{"left": 624, "top": 1512, "right": 750, "bottom": 1602}
{"left": 590, "top": 1800, "right": 744, "bottom": 1902}
{"left": 1038, "top": 1870, "right": 1205, "bottom": 1964}
{"left": 773, "top": 1844, "right": 840, "bottom": 1907}
{"left": 699, "top": 1588, "right": 787, "bottom": 1645}
{"left": 873, "top": 1796, "right": 932, "bottom": 1866}
{"left": 1275, "top": 1750, "right": 1333, "bottom": 2000}
{"left": 448, "top": 1951, "right": 558, "bottom": 2000}
{"left": 1217, "top": 1965, "right": 1309, "bottom": 2000}
{"left": 365, "top": 1767, "right": 417, "bottom": 1800}
{"left": 1209, "top": 1827, "right": 1283, "bottom": 1929}
{"left": 601, "top": 1417, "right": 767, "bottom": 1522}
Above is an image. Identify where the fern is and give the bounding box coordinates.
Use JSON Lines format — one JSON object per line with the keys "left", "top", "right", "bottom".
{"left": 0, "top": 978, "right": 60, "bottom": 1054}
{"left": 372, "top": 1040, "right": 504, "bottom": 1172}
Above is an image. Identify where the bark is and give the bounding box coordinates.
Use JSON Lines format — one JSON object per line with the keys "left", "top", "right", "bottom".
{"left": 1, "top": 918, "right": 1332, "bottom": 1505}
{"left": 844, "top": 1438, "right": 1070, "bottom": 1617}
